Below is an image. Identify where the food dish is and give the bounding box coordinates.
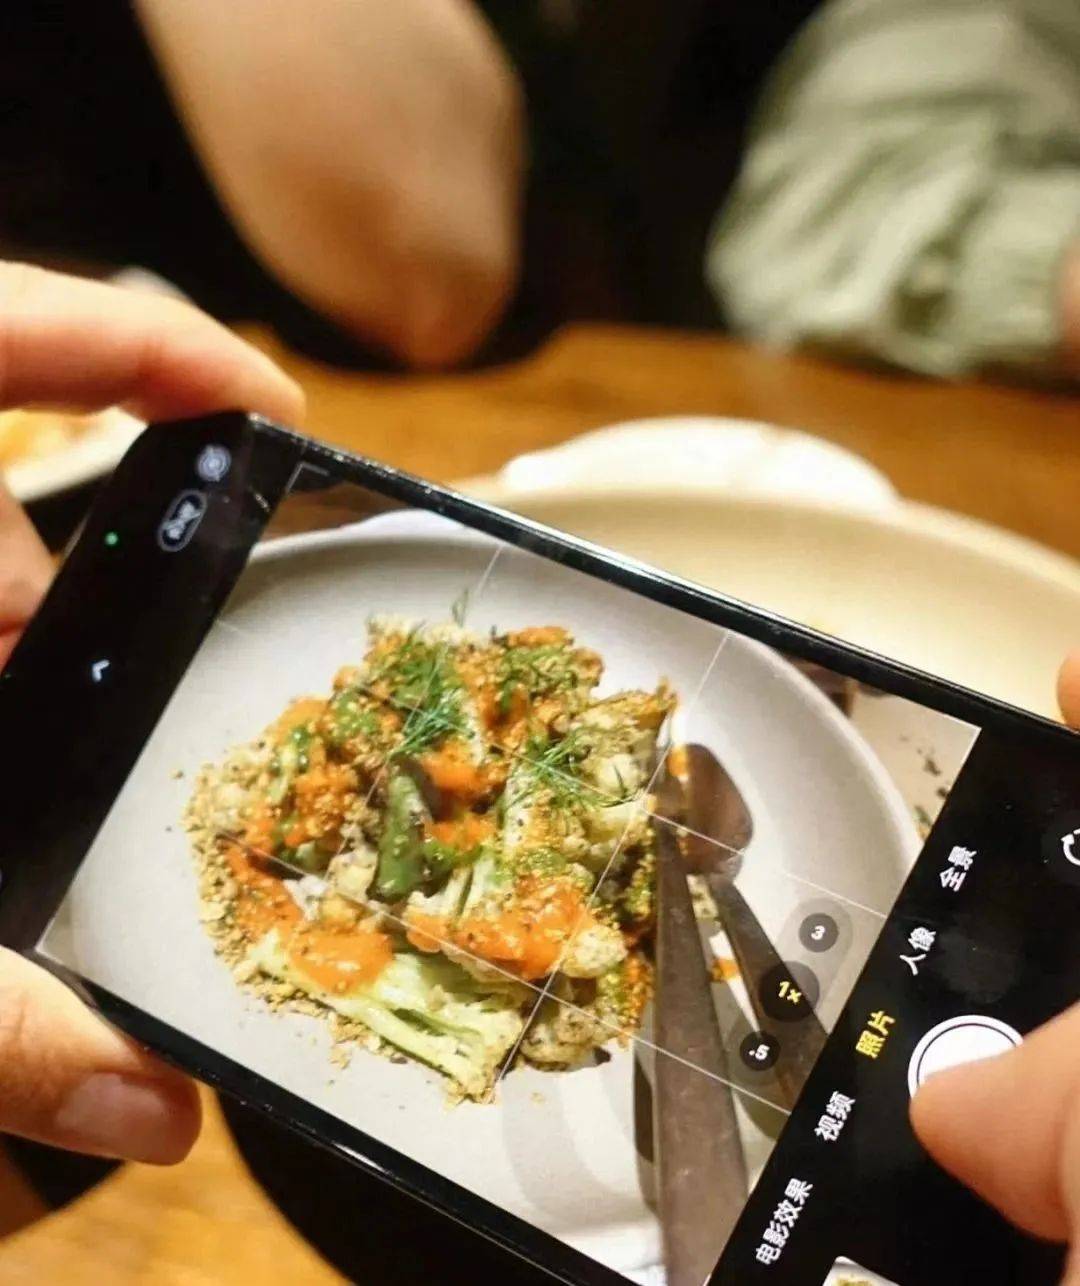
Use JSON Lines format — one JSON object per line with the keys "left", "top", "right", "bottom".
{"left": 188, "top": 616, "right": 672, "bottom": 1101}
{"left": 1, "top": 404, "right": 142, "bottom": 502}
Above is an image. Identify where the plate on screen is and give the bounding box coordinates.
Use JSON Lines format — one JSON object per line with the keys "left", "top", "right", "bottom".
{"left": 39, "top": 510, "right": 938, "bottom": 1280}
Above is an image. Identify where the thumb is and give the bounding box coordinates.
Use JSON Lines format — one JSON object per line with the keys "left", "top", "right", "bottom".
{"left": 910, "top": 1003, "right": 1080, "bottom": 1255}
{"left": 0, "top": 948, "right": 200, "bottom": 1164}
{"left": 0, "top": 479, "right": 53, "bottom": 668}
{"left": 1059, "top": 649, "right": 1080, "bottom": 730}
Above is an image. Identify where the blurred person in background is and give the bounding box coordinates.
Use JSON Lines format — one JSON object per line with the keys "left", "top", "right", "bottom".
{"left": 0, "top": 2, "right": 523, "bottom": 370}
{"left": 709, "top": 0, "right": 1080, "bottom": 384}
{"left": 3, "top": 2, "right": 1075, "bottom": 385}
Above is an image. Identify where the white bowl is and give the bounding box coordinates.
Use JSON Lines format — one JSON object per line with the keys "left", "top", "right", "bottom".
{"left": 464, "top": 419, "right": 1080, "bottom": 720}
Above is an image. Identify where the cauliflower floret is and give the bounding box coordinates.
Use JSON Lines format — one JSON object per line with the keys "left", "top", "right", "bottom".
{"left": 579, "top": 798, "right": 653, "bottom": 867}
{"left": 207, "top": 780, "right": 251, "bottom": 833}
{"left": 589, "top": 749, "right": 643, "bottom": 799}
{"left": 520, "top": 994, "right": 607, "bottom": 1067}
{"left": 560, "top": 918, "right": 628, "bottom": 979}
{"left": 284, "top": 874, "right": 329, "bottom": 920}
{"left": 327, "top": 844, "right": 378, "bottom": 904}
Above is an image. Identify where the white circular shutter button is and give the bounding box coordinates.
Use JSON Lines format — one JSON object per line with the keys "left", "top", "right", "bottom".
{"left": 907, "top": 1015, "right": 1023, "bottom": 1098}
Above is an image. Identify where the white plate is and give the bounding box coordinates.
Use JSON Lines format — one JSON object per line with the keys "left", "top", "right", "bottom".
{"left": 823, "top": 1261, "right": 899, "bottom": 1286}
{"left": 41, "top": 513, "right": 944, "bottom": 1279}
{"left": 464, "top": 420, "right": 1080, "bottom": 720}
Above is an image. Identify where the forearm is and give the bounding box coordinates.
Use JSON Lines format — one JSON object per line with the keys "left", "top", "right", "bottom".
{"left": 137, "top": 0, "right": 524, "bottom": 368}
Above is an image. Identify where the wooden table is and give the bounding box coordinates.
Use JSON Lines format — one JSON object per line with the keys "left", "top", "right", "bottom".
{"left": 278, "top": 323, "right": 1079, "bottom": 557}
{"left": 0, "top": 325, "right": 1075, "bottom": 1283}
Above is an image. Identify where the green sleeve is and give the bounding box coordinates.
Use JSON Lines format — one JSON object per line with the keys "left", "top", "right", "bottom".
{"left": 708, "top": 0, "right": 1080, "bottom": 380}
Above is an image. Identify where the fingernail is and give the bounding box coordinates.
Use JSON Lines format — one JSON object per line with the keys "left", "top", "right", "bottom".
{"left": 54, "top": 1072, "right": 197, "bottom": 1165}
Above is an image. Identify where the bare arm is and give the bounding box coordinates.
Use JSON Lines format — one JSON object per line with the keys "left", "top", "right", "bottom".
{"left": 137, "top": 0, "right": 524, "bottom": 368}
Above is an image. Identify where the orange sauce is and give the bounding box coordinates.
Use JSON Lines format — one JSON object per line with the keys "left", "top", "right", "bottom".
{"left": 225, "top": 841, "right": 302, "bottom": 939}
{"left": 291, "top": 761, "right": 358, "bottom": 844}
{"left": 273, "top": 697, "right": 327, "bottom": 739}
{"left": 421, "top": 740, "right": 489, "bottom": 802}
{"left": 405, "top": 911, "right": 448, "bottom": 954}
{"left": 287, "top": 923, "right": 392, "bottom": 994}
{"left": 406, "top": 875, "right": 594, "bottom": 982}
{"left": 427, "top": 812, "right": 496, "bottom": 848}
{"left": 710, "top": 956, "right": 741, "bottom": 983}
{"left": 507, "top": 627, "right": 569, "bottom": 648}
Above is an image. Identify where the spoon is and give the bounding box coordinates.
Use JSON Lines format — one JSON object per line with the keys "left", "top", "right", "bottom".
{"left": 670, "top": 744, "right": 828, "bottom": 1113}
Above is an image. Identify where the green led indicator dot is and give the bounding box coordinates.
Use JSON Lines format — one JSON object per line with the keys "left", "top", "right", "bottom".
{"left": 104, "top": 531, "right": 120, "bottom": 548}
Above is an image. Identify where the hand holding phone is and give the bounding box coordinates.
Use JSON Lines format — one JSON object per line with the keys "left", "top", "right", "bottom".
{"left": 911, "top": 651, "right": 1080, "bottom": 1278}
{"left": 0, "top": 260, "right": 302, "bottom": 1161}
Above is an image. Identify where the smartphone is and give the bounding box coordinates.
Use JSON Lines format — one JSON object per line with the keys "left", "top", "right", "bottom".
{"left": 1, "top": 413, "right": 1076, "bottom": 1286}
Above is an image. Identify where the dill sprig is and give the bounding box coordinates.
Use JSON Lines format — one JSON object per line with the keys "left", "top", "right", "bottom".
{"left": 451, "top": 588, "right": 470, "bottom": 628}
{"left": 370, "top": 630, "right": 466, "bottom": 761}
{"left": 511, "top": 730, "right": 602, "bottom": 812}
{"left": 394, "top": 687, "right": 466, "bottom": 760}
{"left": 370, "top": 630, "right": 442, "bottom": 707}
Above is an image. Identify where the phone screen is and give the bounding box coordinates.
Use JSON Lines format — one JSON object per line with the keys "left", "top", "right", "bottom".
{"left": 3, "top": 417, "right": 1077, "bottom": 1286}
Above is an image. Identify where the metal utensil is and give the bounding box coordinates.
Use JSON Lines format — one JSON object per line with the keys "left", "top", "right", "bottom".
{"left": 651, "top": 767, "right": 748, "bottom": 1286}
{"left": 672, "top": 744, "right": 828, "bottom": 1113}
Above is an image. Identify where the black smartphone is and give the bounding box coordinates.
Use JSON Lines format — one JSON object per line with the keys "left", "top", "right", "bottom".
{"left": 1, "top": 413, "right": 1076, "bottom": 1286}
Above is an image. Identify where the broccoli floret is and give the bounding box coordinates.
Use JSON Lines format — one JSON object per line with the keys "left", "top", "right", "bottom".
{"left": 249, "top": 932, "right": 527, "bottom": 1100}
{"left": 593, "top": 951, "right": 652, "bottom": 1032}
{"left": 619, "top": 849, "right": 656, "bottom": 930}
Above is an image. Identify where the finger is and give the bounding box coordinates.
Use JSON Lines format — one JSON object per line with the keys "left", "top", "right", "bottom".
{"left": 1059, "top": 649, "right": 1080, "bottom": 729}
{"left": 911, "top": 1002, "right": 1080, "bottom": 1243}
{"left": 0, "top": 480, "right": 53, "bottom": 667}
{"left": 1064, "top": 1102, "right": 1080, "bottom": 1286}
{"left": 0, "top": 948, "right": 200, "bottom": 1164}
{"left": 0, "top": 261, "right": 304, "bottom": 424}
